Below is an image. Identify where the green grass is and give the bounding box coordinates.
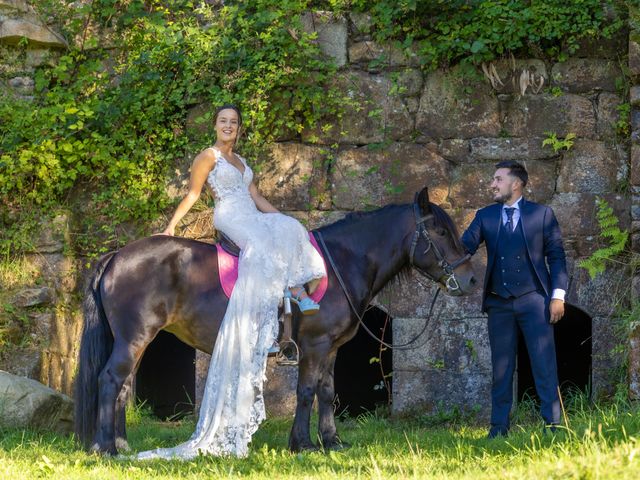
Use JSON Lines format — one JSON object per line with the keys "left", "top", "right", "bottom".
{"left": 1, "top": 399, "right": 639, "bottom": 479}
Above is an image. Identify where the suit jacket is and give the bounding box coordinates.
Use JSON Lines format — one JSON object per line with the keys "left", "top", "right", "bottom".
{"left": 461, "top": 198, "right": 568, "bottom": 312}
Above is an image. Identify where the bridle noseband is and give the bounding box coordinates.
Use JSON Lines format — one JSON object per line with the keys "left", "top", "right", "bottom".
{"left": 409, "top": 202, "right": 471, "bottom": 293}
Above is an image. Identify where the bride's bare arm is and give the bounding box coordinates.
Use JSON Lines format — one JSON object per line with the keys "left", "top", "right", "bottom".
{"left": 161, "top": 150, "right": 216, "bottom": 235}
{"left": 249, "top": 182, "right": 279, "bottom": 214}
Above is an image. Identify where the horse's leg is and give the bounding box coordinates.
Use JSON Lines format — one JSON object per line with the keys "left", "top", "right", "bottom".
{"left": 92, "top": 341, "right": 141, "bottom": 455}
{"left": 289, "top": 342, "right": 329, "bottom": 452}
{"left": 317, "top": 351, "right": 349, "bottom": 450}
{"left": 114, "top": 371, "right": 135, "bottom": 452}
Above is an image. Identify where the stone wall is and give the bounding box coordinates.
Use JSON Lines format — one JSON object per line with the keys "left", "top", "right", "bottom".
{"left": 187, "top": 11, "right": 634, "bottom": 417}
{"left": 1, "top": 3, "right": 637, "bottom": 418}
{"left": 628, "top": 4, "right": 640, "bottom": 400}
{"left": 0, "top": 2, "right": 79, "bottom": 395}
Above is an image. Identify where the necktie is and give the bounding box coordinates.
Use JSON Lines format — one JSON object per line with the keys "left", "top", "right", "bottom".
{"left": 504, "top": 207, "right": 515, "bottom": 232}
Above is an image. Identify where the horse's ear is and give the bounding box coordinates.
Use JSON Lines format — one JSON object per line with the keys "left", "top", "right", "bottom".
{"left": 416, "top": 187, "right": 431, "bottom": 215}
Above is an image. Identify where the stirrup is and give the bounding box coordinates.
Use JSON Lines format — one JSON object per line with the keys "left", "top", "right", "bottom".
{"left": 275, "top": 339, "right": 300, "bottom": 366}
{"left": 285, "top": 289, "right": 320, "bottom": 315}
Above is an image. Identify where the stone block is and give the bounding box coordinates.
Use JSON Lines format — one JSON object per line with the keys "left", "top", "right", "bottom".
{"left": 330, "top": 143, "right": 450, "bottom": 210}
{"left": 596, "top": 93, "right": 623, "bottom": 139}
{"left": 303, "top": 71, "right": 413, "bottom": 144}
{"left": 591, "top": 315, "right": 624, "bottom": 399}
{"left": 551, "top": 193, "right": 630, "bottom": 239}
{"left": 392, "top": 68, "right": 423, "bottom": 97}
{"left": 8, "top": 75, "right": 34, "bottom": 95}
{"left": 348, "top": 41, "right": 419, "bottom": 69}
{"left": 25, "top": 48, "right": 55, "bottom": 68}
{"left": 0, "top": 17, "right": 67, "bottom": 48}
{"left": 631, "top": 86, "right": 640, "bottom": 107}
{"left": 300, "top": 11, "right": 347, "bottom": 68}
{"left": 416, "top": 67, "right": 501, "bottom": 139}
{"left": 0, "top": 1, "right": 30, "bottom": 13}
{"left": 348, "top": 12, "right": 372, "bottom": 39}
{"left": 256, "top": 143, "right": 329, "bottom": 210}
{"left": 503, "top": 93, "right": 597, "bottom": 139}
{"left": 557, "top": 140, "right": 627, "bottom": 194}
{"left": 438, "top": 139, "right": 470, "bottom": 163}
{"left": 630, "top": 321, "right": 640, "bottom": 400}
{"left": 12, "top": 287, "right": 54, "bottom": 307}
{"left": 469, "top": 137, "right": 553, "bottom": 161}
{"left": 450, "top": 159, "right": 556, "bottom": 209}
{"left": 630, "top": 39, "right": 640, "bottom": 77}
{"left": 392, "top": 368, "right": 490, "bottom": 417}
{"left": 551, "top": 59, "right": 622, "bottom": 93}
{"left": 567, "top": 263, "right": 630, "bottom": 318}
{"left": 487, "top": 58, "right": 547, "bottom": 95}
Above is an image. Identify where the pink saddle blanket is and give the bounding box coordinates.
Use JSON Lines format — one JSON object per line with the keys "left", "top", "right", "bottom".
{"left": 216, "top": 232, "right": 328, "bottom": 302}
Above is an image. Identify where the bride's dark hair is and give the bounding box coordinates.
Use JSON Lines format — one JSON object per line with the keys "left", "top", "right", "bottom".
{"left": 214, "top": 104, "right": 242, "bottom": 126}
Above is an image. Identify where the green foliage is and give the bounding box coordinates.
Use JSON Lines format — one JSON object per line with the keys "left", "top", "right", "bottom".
{"left": 542, "top": 131, "right": 576, "bottom": 153}
{"left": 0, "top": 0, "right": 343, "bottom": 254}
{"left": 578, "top": 197, "right": 629, "bottom": 279}
{"left": 348, "top": 0, "right": 623, "bottom": 70}
{"left": 615, "top": 102, "right": 631, "bottom": 137}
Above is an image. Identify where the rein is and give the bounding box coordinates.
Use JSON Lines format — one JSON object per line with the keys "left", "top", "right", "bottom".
{"left": 315, "top": 202, "right": 469, "bottom": 350}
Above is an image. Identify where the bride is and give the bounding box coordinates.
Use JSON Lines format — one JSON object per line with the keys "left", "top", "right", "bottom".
{"left": 136, "top": 104, "right": 326, "bottom": 459}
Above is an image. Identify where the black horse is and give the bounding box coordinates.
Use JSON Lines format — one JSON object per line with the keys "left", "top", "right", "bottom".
{"left": 75, "top": 188, "right": 476, "bottom": 455}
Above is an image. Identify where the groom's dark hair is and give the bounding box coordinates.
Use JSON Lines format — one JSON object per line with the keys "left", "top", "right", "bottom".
{"left": 495, "top": 160, "right": 528, "bottom": 187}
{"left": 215, "top": 104, "right": 243, "bottom": 126}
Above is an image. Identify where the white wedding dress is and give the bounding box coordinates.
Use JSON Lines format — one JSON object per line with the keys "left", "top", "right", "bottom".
{"left": 136, "top": 148, "right": 325, "bottom": 460}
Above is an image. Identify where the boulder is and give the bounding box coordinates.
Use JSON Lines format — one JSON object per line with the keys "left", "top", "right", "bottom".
{"left": 416, "top": 67, "right": 501, "bottom": 139}
{"left": 330, "top": 143, "right": 450, "bottom": 210}
{"left": 256, "top": 143, "right": 329, "bottom": 210}
{"left": 557, "top": 140, "right": 627, "bottom": 194}
{"left": 0, "top": 370, "right": 73, "bottom": 434}
{"left": 303, "top": 70, "right": 413, "bottom": 144}
{"left": 551, "top": 59, "right": 622, "bottom": 93}
{"left": 596, "top": 93, "right": 623, "bottom": 139}
{"left": 300, "top": 11, "right": 347, "bottom": 68}
{"left": 503, "top": 93, "right": 596, "bottom": 139}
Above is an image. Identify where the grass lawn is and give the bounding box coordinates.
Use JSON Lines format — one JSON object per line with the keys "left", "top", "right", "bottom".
{"left": 1, "top": 398, "right": 639, "bottom": 479}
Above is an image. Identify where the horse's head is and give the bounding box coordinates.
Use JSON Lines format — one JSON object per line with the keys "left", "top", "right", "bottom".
{"left": 409, "top": 188, "right": 477, "bottom": 296}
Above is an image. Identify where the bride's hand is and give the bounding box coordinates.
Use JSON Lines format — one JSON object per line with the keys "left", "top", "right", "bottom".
{"left": 154, "top": 225, "right": 175, "bottom": 236}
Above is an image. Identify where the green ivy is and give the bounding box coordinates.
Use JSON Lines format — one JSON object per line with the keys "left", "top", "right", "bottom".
{"left": 348, "top": 0, "right": 625, "bottom": 69}
{"left": 0, "top": 0, "right": 342, "bottom": 254}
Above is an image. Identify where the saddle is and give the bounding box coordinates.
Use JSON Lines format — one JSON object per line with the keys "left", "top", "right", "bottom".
{"left": 215, "top": 231, "right": 328, "bottom": 366}
{"left": 218, "top": 232, "right": 241, "bottom": 257}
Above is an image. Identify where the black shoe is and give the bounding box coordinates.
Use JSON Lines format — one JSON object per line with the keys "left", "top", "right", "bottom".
{"left": 487, "top": 426, "right": 508, "bottom": 439}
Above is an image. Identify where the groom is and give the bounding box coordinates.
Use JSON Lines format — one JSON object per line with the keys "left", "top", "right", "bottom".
{"left": 461, "top": 160, "right": 568, "bottom": 438}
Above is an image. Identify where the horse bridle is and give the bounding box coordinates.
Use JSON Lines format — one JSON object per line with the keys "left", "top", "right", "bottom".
{"left": 409, "top": 202, "right": 471, "bottom": 293}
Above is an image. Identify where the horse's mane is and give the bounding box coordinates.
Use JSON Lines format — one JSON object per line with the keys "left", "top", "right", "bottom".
{"left": 318, "top": 201, "right": 463, "bottom": 250}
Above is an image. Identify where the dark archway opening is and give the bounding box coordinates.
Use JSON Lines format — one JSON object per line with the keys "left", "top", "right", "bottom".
{"left": 136, "top": 330, "right": 196, "bottom": 419}
{"left": 334, "top": 307, "right": 392, "bottom": 416}
{"left": 517, "top": 303, "right": 592, "bottom": 403}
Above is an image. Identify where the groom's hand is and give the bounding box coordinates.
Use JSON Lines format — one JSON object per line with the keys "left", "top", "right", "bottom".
{"left": 550, "top": 299, "right": 564, "bottom": 324}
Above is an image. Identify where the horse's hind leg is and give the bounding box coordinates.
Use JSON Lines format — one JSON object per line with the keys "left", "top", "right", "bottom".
{"left": 317, "top": 351, "right": 349, "bottom": 450}
{"left": 92, "top": 342, "right": 138, "bottom": 455}
{"left": 114, "top": 372, "right": 135, "bottom": 452}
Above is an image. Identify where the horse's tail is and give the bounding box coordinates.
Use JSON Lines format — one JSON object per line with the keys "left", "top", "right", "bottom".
{"left": 74, "top": 250, "right": 117, "bottom": 449}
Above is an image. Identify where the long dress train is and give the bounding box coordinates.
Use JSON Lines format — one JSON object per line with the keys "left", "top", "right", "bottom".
{"left": 136, "top": 148, "right": 325, "bottom": 459}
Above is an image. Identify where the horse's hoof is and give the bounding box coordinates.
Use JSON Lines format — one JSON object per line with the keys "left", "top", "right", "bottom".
{"left": 90, "top": 442, "right": 118, "bottom": 456}
{"left": 290, "top": 442, "right": 320, "bottom": 453}
{"left": 323, "top": 440, "right": 351, "bottom": 451}
{"left": 115, "top": 438, "right": 131, "bottom": 452}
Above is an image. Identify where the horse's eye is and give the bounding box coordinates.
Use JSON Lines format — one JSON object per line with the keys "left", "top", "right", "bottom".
{"left": 436, "top": 227, "right": 446, "bottom": 236}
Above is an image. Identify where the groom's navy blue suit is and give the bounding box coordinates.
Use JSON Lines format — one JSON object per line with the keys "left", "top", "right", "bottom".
{"left": 461, "top": 198, "right": 568, "bottom": 434}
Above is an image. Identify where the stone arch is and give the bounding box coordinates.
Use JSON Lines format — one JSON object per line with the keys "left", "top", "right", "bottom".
{"left": 136, "top": 330, "right": 196, "bottom": 419}
{"left": 517, "top": 303, "right": 592, "bottom": 403}
{"left": 334, "top": 306, "right": 392, "bottom": 415}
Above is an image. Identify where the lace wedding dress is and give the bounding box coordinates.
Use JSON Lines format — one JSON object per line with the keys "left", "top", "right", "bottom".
{"left": 136, "top": 148, "right": 325, "bottom": 460}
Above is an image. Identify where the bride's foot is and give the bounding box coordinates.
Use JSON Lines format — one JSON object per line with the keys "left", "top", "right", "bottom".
{"left": 286, "top": 286, "right": 320, "bottom": 315}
